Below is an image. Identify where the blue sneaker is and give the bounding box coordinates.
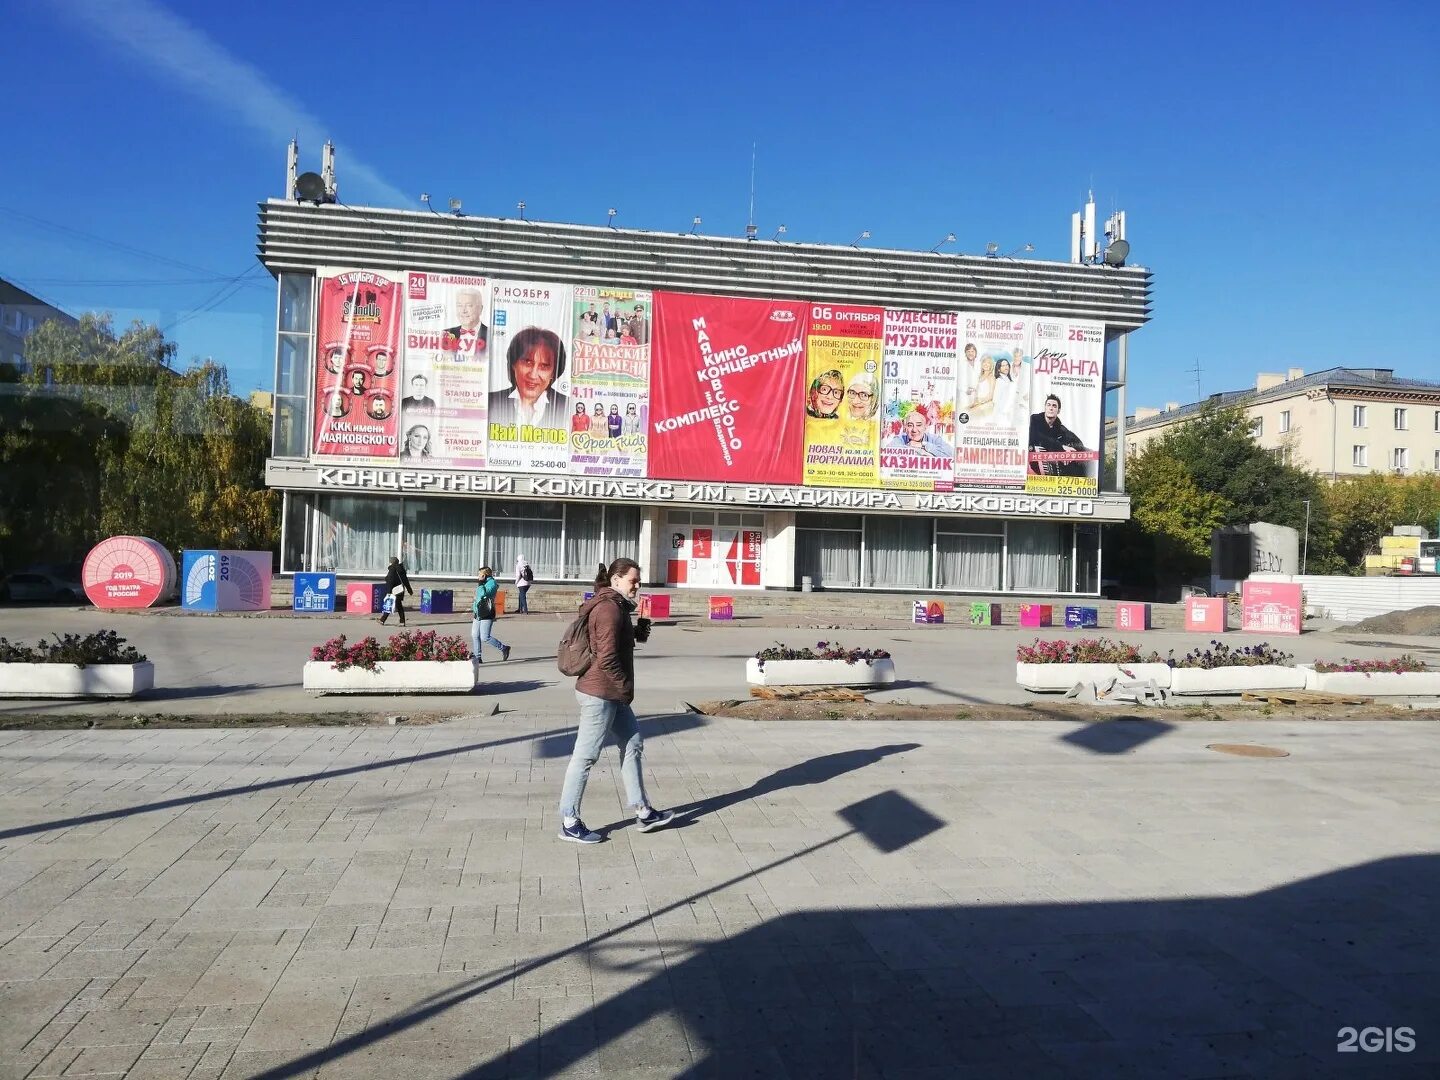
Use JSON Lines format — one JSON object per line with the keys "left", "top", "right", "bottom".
{"left": 559, "top": 819, "right": 602, "bottom": 844}
{"left": 636, "top": 807, "right": 675, "bottom": 833}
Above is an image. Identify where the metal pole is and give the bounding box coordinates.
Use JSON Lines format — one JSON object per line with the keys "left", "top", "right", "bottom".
{"left": 1114, "top": 333, "right": 1129, "bottom": 493}
{"left": 1301, "top": 499, "right": 1311, "bottom": 575}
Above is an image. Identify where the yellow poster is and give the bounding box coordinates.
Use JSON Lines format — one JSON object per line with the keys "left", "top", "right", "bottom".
{"left": 802, "top": 304, "right": 884, "bottom": 487}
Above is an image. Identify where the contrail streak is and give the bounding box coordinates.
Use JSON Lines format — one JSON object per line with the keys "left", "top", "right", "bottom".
{"left": 51, "top": 0, "right": 410, "bottom": 208}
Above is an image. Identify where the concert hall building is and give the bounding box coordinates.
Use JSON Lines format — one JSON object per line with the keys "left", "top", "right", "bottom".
{"left": 259, "top": 173, "right": 1151, "bottom": 597}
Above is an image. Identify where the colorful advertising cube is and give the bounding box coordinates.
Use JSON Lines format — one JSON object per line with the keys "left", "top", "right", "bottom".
{"left": 637, "top": 595, "right": 672, "bottom": 620}
{"left": 292, "top": 573, "right": 336, "bottom": 613}
{"left": 1114, "top": 602, "right": 1150, "bottom": 631}
{"left": 1064, "top": 606, "right": 1099, "bottom": 629}
{"left": 1185, "top": 597, "right": 1227, "bottom": 633}
{"left": 1019, "top": 604, "right": 1053, "bottom": 628}
{"left": 913, "top": 600, "right": 946, "bottom": 625}
{"left": 181, "top": 550, "right": 272, "bottom": 612}
{"left": 709, "top": 596, "right": 735, "bottom": 621}
{"left": 346, "top": 582, "right": 377, "bottom": 615}
{"left": 1240, "top": 581, "right": 1303, "bottom": 635}
{"left": 969, "top": 602, "right": 1001, "bottom": 626}
{"left": 420, "top": 589, "right": 454, "bottom": 615}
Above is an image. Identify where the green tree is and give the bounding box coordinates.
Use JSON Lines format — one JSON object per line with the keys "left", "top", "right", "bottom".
{"left": 1, "top": 315, "right": 276, "bottom": 571}
{"left": 1110, "top": 403, "right": 1343, "bottom": 589}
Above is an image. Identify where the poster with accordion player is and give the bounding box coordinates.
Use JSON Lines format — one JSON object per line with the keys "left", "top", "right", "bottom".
{"left": 1023, "top": 318, "right": 1104, "bottom": 496}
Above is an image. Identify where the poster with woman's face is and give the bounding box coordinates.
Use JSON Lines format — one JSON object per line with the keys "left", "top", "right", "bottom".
{"left": 486, "top": 280, "right": 574, "bottom": 474}
{"left": 953, "top": 313, "right": 1031, "bottom": 488}
{"left": 802, "top": 303, "right": 883, "bottom": 487}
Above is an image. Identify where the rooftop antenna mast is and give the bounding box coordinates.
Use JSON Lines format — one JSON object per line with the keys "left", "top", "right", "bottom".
{"left": 1189, "top": 356, "right": 1203, "bottom": 402}
{"left": 745, "top": 142, "right": 758, "bottom": 240}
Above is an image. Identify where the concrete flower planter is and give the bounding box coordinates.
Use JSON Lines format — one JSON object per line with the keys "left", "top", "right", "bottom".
{"left": 1167, "top": 665, "right": 1306, "bottom": 696}
{"left": 302, "top": 661, "right": 476, "bottom": 695}
{"left": 1301, "top": 667, "right": 1440, "bottom": 697}
{"left": 745, "top": 658, "right": 896, "bottom": 687}
{"left": 0, "top": 661, "right": 154, "bottom": 699}
{"left": 1016, "top": 662, "right": 1173, "bottom": 693}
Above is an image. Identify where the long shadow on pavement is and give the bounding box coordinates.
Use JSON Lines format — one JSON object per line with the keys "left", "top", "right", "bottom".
{"left": 0, "top": 715, "right": 705, "bottom": 841}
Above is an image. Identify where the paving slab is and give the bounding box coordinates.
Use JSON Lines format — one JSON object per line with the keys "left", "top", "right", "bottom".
{"left": 2, "top": 701, "right": 1439, "bottom": 1076}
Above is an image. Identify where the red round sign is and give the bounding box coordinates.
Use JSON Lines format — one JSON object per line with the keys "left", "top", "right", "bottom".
{"left": 83, "top": 536, "right": 175, "bottom": 609}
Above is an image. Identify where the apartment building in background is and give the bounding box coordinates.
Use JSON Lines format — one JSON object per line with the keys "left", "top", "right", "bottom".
{"left": 1108, "top": 367, "right": 1440, "bottom": 478}
{"left": 0, "top": 278, "right": 77, "bottom": 376}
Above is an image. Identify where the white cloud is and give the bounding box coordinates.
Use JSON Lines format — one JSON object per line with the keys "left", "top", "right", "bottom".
{"left": 52, "top": 0, "right": 410, "bottom": 207}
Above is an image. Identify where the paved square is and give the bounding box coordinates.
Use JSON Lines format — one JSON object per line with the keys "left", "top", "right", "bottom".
{"left": 1, "top": 711, "right": 1436, "bottom": 1078}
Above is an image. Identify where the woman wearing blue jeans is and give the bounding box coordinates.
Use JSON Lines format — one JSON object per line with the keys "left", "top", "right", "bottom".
{"left": 557, "top": 557, "right": 673, "bottom": 843}
{"left": 470, "top": 567, "right": 510, "bottom": 663}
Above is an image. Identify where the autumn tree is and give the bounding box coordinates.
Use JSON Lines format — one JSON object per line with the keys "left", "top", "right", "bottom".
{"left": 0, "top": 314, "right": 276, "bottom": 571}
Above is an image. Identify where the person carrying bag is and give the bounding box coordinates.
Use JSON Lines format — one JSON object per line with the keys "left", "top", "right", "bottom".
{"left": 554, "top": 558, "right": 671, "bottom": 844}
{"left": 470, "top": 566, "right": 511, "bottom": 663}
{"left": 378, "top": 556, "right": 412, "bottom": 626}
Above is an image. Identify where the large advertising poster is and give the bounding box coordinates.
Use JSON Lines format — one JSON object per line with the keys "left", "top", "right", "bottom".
{"left": 1024, "top": 318, "right": 1104, "bottom": 496}
{"left": 400, "top": 272, "right": 489, "bottom": 469}
{"left": 648, "top": 292, "right": 807, "bottom": 484}
{"left": 953, "top": 314, "right": 1030, "bottom": 487}
{"left": 878, "top": 309, "right": 959, "bottom": 491}
{"left": 569, "top": 285, "right": 651, "bottom": 477}
{"left": 486, "top": 280, "right": 574, "bottom": 474}
{"left": 802, "top": 304, "right": 884, "bottom": 487}
{"left": 312, "top": 269, "right": 404, "bottom": 458}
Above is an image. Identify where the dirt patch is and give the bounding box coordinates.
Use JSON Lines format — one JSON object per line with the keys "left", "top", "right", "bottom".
{"left": 1347, "top": 605, "right": 1440, "bottom": 636}
{"left": 0, "top": 711, "right": 479, "bottom": 730}
{"left": 688, "top": 699, "right": 1440, "bottom": 723}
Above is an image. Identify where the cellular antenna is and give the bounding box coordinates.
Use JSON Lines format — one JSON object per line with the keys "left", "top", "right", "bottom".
{"left": 746, "top": 142, "right": 757, "bottom": 240}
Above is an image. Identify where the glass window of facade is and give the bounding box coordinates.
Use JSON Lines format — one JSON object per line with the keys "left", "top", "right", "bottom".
{"left": 272, "top": 273, "right": 312, "bottom": 458}
{"left": 796, "top": 514, "right": 861, "bottom": 589}
{"left": 1007, "top": 522, "right": 1068, "bottom": 593}
{"left": 315, "top": 495, "right": 401, "bottom": 572}
{"left": 402, "top": 498, "right": 484, "bottom": 577}
{"left": 287, "top": 495, "right": 643, "bottom": 581}
{"left": 863, "top": 516, "right": 932, "bottom": 589}
{"left": 936, "top": 532, "right": 1002, "bottom": 591}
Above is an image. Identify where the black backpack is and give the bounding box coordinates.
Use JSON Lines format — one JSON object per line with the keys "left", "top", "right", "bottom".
{"left": 520, "top": 565, "right": 534, "bottom": 583}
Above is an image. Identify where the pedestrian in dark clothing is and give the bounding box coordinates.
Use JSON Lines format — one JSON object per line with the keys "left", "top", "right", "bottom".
{"left": 557, "top": 558, "right": 672, "bottom": 844}
{"left": 378, "top": 556, "right": 413, "bottom": 626}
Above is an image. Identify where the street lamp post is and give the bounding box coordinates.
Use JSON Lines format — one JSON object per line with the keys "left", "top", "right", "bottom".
{"left": 1301, "top": 499, "right": 1311, "bottom": 575}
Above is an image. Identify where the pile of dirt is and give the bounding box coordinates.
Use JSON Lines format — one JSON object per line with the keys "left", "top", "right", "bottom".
{"left": 1347, "top": 605, "right": 1440, "bottom": 636}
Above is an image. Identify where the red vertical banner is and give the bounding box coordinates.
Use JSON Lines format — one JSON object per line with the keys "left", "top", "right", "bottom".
{"left": 313, "top": 269, "right": 404, "bottom": 458}
{"left": 648, "top": 292, "right": 807, "bottom": 483}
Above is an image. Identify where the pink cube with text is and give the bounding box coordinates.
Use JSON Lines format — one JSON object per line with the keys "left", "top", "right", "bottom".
{"left": 1114, "top": 602, "right": 1150, "bottom": 631}
{"left": 1185, "top": 597, "right": 1227, "bottom": 633}
{"left": 1240, "top": 581, "right": 1302, "bottom": 635}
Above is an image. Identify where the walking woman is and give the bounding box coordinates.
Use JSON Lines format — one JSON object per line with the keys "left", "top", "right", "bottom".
{"left": 471, "top": 566, "right": 511, "bottom": 663}
{"left": 557, "top": 558, "right": 673, "bottom": 844}
{"left": 377, "top": 556, "right": 412, "bottom": 626}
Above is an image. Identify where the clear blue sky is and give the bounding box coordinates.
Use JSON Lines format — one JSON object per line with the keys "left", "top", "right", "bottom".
{"left": 3, "top": 0, "right": 1436, "bottom": 408}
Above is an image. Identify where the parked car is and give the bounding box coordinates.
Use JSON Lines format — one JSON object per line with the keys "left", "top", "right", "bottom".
{"left": 0, "top": 571, "right": 87, "bottom": 603}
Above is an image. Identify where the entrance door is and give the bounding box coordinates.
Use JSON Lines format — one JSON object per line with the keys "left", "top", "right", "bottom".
{"left": 665, "top": 511, "right": 764, "bottom": 588}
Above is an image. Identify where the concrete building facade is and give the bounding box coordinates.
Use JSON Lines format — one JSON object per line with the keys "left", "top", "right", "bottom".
{"left": 1109, "top": 367, "right": 1440, "bottom": 478}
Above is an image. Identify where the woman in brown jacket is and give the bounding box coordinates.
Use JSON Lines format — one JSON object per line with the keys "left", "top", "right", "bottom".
{"left": 558, "top": 558, "right": 674, "bottom": 843}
